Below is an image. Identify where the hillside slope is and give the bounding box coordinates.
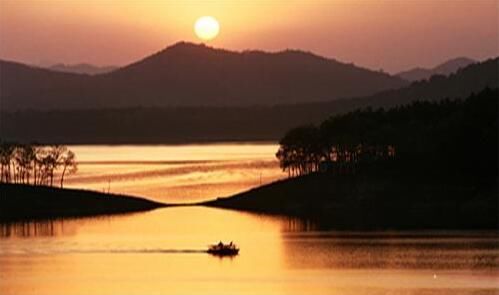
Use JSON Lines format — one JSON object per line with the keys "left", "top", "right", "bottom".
{"left": 0, "top": 184, "right": 166, "bottom": 221}
{"left": 396, "top": 57, "right": 476, "bottom": 81}
{"left": 204, "top": 172, "right": 497, "bottom": 229}
{"left": 0, "top": 42, "right": 407, "bottom": 110}
{"left": 2, "top": 58, "right": 496, "bottom": 144}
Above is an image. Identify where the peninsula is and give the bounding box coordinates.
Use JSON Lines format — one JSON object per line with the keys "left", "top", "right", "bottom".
{"left": 0, "top": 184, "right": 166, "bottom": 221}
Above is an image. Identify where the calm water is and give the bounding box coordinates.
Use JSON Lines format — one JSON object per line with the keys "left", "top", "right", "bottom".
{"left": 1, "top": 144, "right": 498, "bottom": 294}
{"left": 64, "top": 144, "right": 285, "bottom": 203}
{"left": 1, "top": 208, "right": 498, "bottom": 295}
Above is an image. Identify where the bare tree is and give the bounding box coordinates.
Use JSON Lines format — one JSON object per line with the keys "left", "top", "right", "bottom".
{"left": 0, "top": 143, "right": 15, "bottom": 183}
{"left": 16, "top": 145, "right": 37, "bottom": 184}
{"left": 0, "top": 143, "right": 78, "bottom": 187}
{"left": 47, "top": 145, "right": 66, "bottom": 186}
{"left": 60, "top": 150, "right": 77, "bottom": 188}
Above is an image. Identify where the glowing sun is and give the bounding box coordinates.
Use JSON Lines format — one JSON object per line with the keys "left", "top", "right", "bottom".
{"left": 194, "top": 16, "right": 220, "bottom": 41}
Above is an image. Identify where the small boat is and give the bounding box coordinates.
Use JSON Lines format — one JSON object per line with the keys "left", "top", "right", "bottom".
{"left": 207, "top": 242, "right": 239, "bottom": 256}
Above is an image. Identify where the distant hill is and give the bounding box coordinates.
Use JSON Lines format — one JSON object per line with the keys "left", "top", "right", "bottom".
{"left": 396, "top": 57, "right": 476, "bottom": 81}
{"left": 0, "top": 41, "right": 407, "bottom": 110}
{"left": 2, "top": 57, "right": 497, "bottom": 144}
{"left": 48, "top": 63, "right": 118, "bottom": 75}
{"left": 356, "top": 57, "right": 497, "bottom": 108}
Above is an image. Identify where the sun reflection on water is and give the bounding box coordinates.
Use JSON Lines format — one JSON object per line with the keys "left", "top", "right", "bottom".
{"left": 1, "top": 208, "right": 498, "bottom": 295}
{"left": 63, "top": 144, "right": 286, "bottom": 203}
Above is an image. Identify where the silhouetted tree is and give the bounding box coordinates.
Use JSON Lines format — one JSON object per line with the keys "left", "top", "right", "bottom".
{"left": 276, "top": 125, "right": 323, "bottom": 176}
{"left": 60, "top": 150, "right": 77, "bottom": 188}
{"left": 0, "top": 142, "right": 15, "bottom": 183}
{"left": 0, "top": 142, "right": 78, "bottom": 187}
{"left": 276, "top": 87, "right": 498, "bottom": 178}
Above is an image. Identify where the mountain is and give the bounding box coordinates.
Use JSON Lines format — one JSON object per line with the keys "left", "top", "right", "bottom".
{"left": 396, "top": 57, "right": 476, "bottom": 81}
{"left": 2, "top": 57, "right": 497, "bottom": 144}
{"left": 0, "top": 41, "right": 407, "bottom": 110}
{"left": 432, "top": 57, "right": 476, "bottom": 74}
{"left": 48, "top": 63, "right": 118, "bottom": 75}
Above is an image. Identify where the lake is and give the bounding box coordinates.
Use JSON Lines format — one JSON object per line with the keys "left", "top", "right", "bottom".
{"left": 1, "top": 208, "right": 498, "bottom": 295}
{"left": 63, "top": 144, "right": 286, "bottom": 203}
{"left": 1, "top": 144, "right": 498, "bottom": 294}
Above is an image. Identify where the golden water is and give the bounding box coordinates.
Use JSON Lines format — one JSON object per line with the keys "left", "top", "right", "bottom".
{"left": 1, "top": 208, "right": 498, "bottom": 295}
{"left": 1, "top": 144, "right": 498, "bottom": 294}
{"left": 64, "top": 144, "right": 286, "bottom": 203}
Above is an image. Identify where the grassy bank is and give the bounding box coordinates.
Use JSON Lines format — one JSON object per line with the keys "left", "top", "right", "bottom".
{"left": 204, "top": 170, "right": 498, "bottom": 230}
{"left": 0, "top": 184, "right": 166, "bottom": 221}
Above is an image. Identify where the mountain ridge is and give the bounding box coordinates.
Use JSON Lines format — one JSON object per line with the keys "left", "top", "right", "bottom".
{"left": 2, "top": 57, "right": 497, "bottom": 144}
{"left": 0, "top": 41, "right": 407, "bottom": 110}
{"left": 396, "top": 57, "right": 476, "bottom": 81}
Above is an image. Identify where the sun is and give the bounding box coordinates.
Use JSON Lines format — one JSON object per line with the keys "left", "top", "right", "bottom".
{"left": 194, "top": 16, "right": 220, "bottom": 41}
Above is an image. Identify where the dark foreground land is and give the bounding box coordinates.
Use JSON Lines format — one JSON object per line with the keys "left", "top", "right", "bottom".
{"left": 205, "top": 87, "right": 499, "bottom": 230}
{"left": 0, "top": 184, "right": 166, "bottom": 221}
{"left": 205, "top": 170, "right": 498, "bottom": 230}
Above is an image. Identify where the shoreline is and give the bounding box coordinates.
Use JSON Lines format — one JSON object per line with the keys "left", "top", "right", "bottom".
{"left": 202, "top": 172, "right": 499, "bottom": 230}
{"left": 2, "top": 174, "right": 497, "bottom": 231}
{"left": 0, "top": 184, "right": 168, "bottom": 222}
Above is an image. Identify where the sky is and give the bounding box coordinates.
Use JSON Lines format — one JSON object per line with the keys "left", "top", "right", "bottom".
{"left": 0, "top": 0, "right": 497, "bottom": 73}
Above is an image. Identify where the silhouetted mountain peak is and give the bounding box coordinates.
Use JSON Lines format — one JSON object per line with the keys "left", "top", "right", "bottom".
{"left": 150, "top": 41, "right": 330, "bottom": 64}
{"left": 433, "top": 57, "right": 476, "bottom": 74}
{"left": 120, "top": 41, "right": 234, "bottom": 70}
{"left": 397, "top": 57, "right": 477, "bottom": 81}
{"left": 122, "top": 41, "right": 379, "bottom": 79}
{"left": 163, "top": 41, "right": 210, "bottom": 52}
{"left": 1, "top": 42, "right": 409, "bottom": 110}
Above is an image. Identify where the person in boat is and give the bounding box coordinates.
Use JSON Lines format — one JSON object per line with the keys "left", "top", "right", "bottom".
{"left": 208, "top": 241, "right": 239, "bottom": 255}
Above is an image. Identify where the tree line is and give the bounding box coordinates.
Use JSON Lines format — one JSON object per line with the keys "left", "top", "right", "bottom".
{"left": 2, "top": 58, "right": 496, "bottom": 145}
{"left": 0, "top": 143, "right": 78, "bottom": 188}
{"left": 276, "top": 87, "right": 498, "bottom": 178}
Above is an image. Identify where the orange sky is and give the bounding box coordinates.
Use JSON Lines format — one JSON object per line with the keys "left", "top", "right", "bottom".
{"left": 0, "top": 0, "right": 497, "bottom": 73}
